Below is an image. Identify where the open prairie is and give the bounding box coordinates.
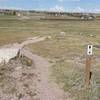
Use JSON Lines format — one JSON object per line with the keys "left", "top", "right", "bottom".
{"left": 0, "top": 15, "right": 100, "bottom": 100}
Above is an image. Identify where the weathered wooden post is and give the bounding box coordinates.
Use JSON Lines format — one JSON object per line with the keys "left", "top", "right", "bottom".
{"left": 85, "top": 45, "right": 93, "bottom": 88}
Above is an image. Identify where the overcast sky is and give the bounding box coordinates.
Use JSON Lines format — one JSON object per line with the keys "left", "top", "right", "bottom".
{"left": 0, "top": 0, "right": 100, "bottom": 12}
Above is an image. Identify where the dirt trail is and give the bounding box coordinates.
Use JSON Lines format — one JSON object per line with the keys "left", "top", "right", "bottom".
{"left": 21, "top": 49, "right": 70, "bottom": 100}
{"left": 0, "top": 36, "right": 46, "bottom": 63}
{"left": 21, "top": 36, "right": 46, "bottom": 47}
{"left": 0, "top": 36, "right": 72, "bottom": 100}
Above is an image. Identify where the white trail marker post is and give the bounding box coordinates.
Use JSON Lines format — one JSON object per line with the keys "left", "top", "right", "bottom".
{"left": 85, "top": 45, "right": 93, "bottom": 88}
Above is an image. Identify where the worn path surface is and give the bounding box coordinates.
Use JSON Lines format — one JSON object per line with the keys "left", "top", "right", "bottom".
{"left": 21, "top": 48, "right": 71, "bottom": 100}
{"left": 0, "top": 36, "right": 46, "bottom": 63}
{"left": 0, "top": 36, "right": 72, "bottom": 100}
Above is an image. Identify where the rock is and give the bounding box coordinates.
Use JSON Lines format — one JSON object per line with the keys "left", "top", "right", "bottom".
{"left": 20, "top": 56, "right": 33, "bottom": 66}
{"left": 60, "top": 32, "right": 66, "bottom": 37}
{"left": 80, "top": 32, "right": 83, "bottom": 35}
{"left": 90, "top": 34, "right": 94, "bottom": 37}
{"left": 47, "top": 36, "right": 52, "bottom": 39}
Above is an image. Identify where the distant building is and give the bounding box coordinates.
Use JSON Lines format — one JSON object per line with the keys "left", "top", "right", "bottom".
{"left": 80, "top": 13, "right": 96, "bottom": 20}
{"left": 0, "top": 9, "right": 16, "bottom": 15}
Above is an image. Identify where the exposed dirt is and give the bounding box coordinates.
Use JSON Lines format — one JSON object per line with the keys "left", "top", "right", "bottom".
{"left": 0, "top": 58, "right": 37, "bottom": 100}
{"left": 21, "top": 48, "right": 71, "bottom": 100}
{"left": 0, "top": 36, "right": 46, "bottom": 63}
{"left": 0, "top": 36, "right": 72, "bottom": 100}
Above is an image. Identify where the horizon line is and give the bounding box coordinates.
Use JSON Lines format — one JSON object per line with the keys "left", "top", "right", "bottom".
{"left": 0, "top": 8, "right": 100, "bottom": 14}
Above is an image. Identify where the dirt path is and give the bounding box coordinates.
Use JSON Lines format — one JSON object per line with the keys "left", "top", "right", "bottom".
{"left": 20, "top": 36, "right": 46, "bottom": 47}
{"left": 21, "top": 49, "right": 71, "bottom": 100}
{"left": 0, "top": 36, "right": 46, "bottom": 63}
{"left": 0, "top": 36, "right": 72, "bottom": 100}
{"left": 20, "top": 37, "right": 71, "bottom": 100}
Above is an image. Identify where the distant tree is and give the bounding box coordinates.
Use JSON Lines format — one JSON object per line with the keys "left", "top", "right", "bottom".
{"left": 13, "top": 11, "right": 16, "bottom": 15}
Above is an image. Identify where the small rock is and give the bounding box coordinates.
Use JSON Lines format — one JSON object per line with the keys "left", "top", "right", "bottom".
{"left": 47, "top": 36, "right": 52, "bottom": 39}
{"left": 90, "top": 34, "right": 94, "bottom": 37}
{"left": 80, "top": 33, "right": 83, "bottom": 35}
{"left": 60, "top": 32, "right": 66, "bottom": 37}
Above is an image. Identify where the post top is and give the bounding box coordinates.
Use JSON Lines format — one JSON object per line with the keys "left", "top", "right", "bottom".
{"left": 87, "top": 45, "right": 93, "bottom": 56}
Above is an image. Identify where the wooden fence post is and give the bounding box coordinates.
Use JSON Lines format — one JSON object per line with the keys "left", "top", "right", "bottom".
{"left": 85, "top": 45, "right": 93, "bottom": 88}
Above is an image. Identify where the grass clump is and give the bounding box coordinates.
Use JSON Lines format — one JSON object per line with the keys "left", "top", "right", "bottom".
{"left": 19, "top": 56, "right": 33, "bottom": 66}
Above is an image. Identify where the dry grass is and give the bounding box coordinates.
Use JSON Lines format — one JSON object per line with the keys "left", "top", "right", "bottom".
{"left": 28, "top": 37, "right": 100, "bottom": 100}
{"left": 0, "top": 15, "right": 100, "bottom": 100}
{"left": 27, "top": 20, "right": 100, "bottom": 100}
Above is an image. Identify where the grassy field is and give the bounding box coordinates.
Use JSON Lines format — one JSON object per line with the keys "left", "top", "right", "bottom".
{"left": 0, "top": 15, "right": 100, "bottom": 100}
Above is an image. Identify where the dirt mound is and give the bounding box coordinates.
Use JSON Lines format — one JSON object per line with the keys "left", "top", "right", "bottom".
{"left": 0, "top": 58, "right": 38, "bottom": 100}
